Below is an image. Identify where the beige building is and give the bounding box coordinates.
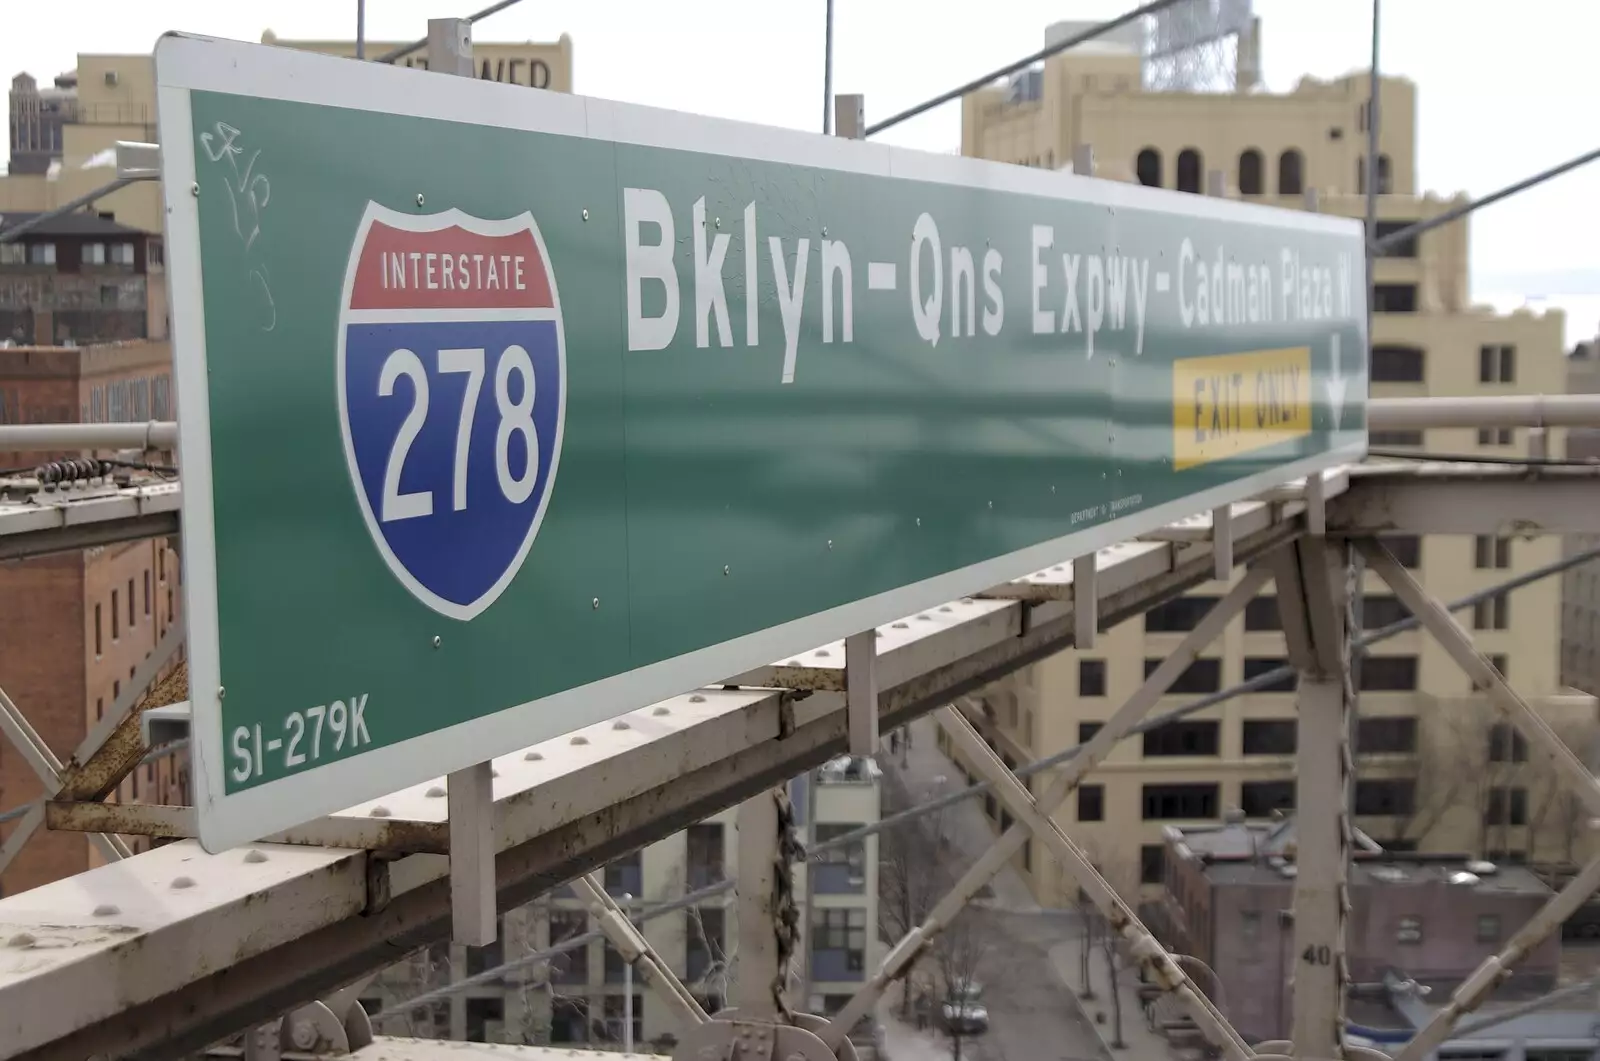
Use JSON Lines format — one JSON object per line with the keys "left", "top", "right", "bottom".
{"left": 940, "top": 21, "right": 1597, "bottom": 905}
{"left": 359, "top": 758, "right": 883, "bottom": 1050}
{"left": 2, "top": 32, "right": 574, "bottom": 236}
{"left": 1562, "top": 338, "right": 1600, "bottom": 697}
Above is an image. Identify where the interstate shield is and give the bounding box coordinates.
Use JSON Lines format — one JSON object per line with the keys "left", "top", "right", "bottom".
{"left": 336, "top": 203, "right": 566, "bottom": 621}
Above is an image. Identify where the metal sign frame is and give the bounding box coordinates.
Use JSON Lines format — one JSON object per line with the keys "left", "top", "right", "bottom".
{"left": 156, "top": 31, "right": 1366, "bottom": 853}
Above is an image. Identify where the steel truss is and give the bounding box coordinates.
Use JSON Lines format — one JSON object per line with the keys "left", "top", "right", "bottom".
{"left": 2, "top": 452, "right": 1599, "bottom": 1061}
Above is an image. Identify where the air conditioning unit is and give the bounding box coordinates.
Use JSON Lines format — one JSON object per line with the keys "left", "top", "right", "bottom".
{"left": 104, "top": 70, "right": 119, "bottom": 87}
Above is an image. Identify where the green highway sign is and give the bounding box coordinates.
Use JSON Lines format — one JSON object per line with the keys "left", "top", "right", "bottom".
{"left": 156, "top": 33, "right": 1368, "bottom": 852}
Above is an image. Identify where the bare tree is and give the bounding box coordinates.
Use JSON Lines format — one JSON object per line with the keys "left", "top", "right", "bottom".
{"left": 929, "top": 912, "right": 995, "bottom": 1061}
{"left": 878, "top": 803, "right": 951, "bottom": 1019}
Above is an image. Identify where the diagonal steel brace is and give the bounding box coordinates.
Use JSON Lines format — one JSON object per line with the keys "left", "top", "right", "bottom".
{"left": 1359, "top": 541, "right": 1600, "bottom": 819}
{"left": 941, "top": 704, "right": 1252, "bottom": 1060}
{"left": 572, "top": 873, "right": 709, "bottom": 1029}
{"left": 817, "top": 566, "right": 1270, "bottom": 1053}
{"left": 0, "top": 684, "right": 130, "bottom": 862}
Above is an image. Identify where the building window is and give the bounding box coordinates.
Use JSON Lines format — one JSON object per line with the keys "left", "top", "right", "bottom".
{"left": 143, "top": 570, "right": 151, "bottom": 615}
{"left": 1473, "top": 594, "right": 1510, "bottom": 631}
{"left": 1374, "top": 219, "right": 1418, "bottom": 258}
{"left": 1354, "top": 778, "right": 1416, "bottom": 816}
{"left": 1243, "top": 657, "right": 1296, "bottom": 693}
{"left": 1079, "top": 659, "right": 1107, "bottom": 697}
{"left": 1176, "top": 147, "right": 1203, "bottom": 193}
{"left": 1485, "top": 786, "right": 1528, "bottom": 826}
{"left": 1477, "top": 427, "right": 1514, "bottom": 446}
{"left": 158, "top": 550, "right": 165, "bottom": 581}
{"left": 603, "top": 850, "right": 643, "bottom": 896}
{"left": 811, "top": 907, "right": 867, "bottom": 973}
{"left": 1240, "top": 780, "right": 1296, "bottom": 818}
{"left": 1479, "top": 344, "right": 1516, "bottom": 384}
{"left": 1241, "top": 910, "right": 1262, "bottom": 938}
{"left": 1380, "top": 534, "right": 1422, "bottom": 568}
{"left": 1140, "top": 843, "right": 1166, "bottom": 883}
{"left": 113, "top": 679, "right": 120, "bottom": 700}
{"left": 0, "top": 243, "right": 23, "bottom": 265}
{"left": 1396, "top": 915, "right": 1423, "bottom": 944}
{"left": 148, "top": 237, "right": 164, "bottom": 266}
{"left": 1143, "top": 720, "right": 1219, "bottom": 757}
{"left": 167, "top": 585, "right": 174, "bottom": 623}
{"left": 1370, "top": 345, "right": 1425, "bottom": 382}
{"left": 96, "top": 697, "right": 103, "bottom": 720}
{"left": 548, "top": 911, "right": 590, "bottom": 984}
{"left": 1476, "top": 914, "right": 1502, "bottom": 943}
{"left": 28, "top": 242, "right": 56, "bottom": 265}
{"left": 1474, "top": 536, "right": 1512, "bottom": 569}
{"left": 1242, "top": 719, "right": 1296, "bottom": 755}
{"left": 1078, "top": 784, "right": 1105, "bottom": 822}
{"left": 1361, "top": 595, "right": 1411, "bottom": 628}
{"left": 1141, "top": 783, "right": 1219, "bottom": 820}
{"left": 686, "top": 822, "right": 725, "bottom": 889}
{"left": 1146, "top": 595, "right": 1219, "bottom": 633}
{"left": 1487, "top": 722, "right": 1528, "bottom": 763}
{"left": 112, "top": 590, "right": 120, "bottom": 640}
{"left": 1135, "top": 147, "right": 1162, "bottom": 187}
{"left": 127, "top": 578, "right": 135, "bottom": 625}
{"left": 1370, "top": 429, "right": 1424, "bottom": 447}
{"left": 1477, "top": 653, "right": 1509, "bottom": 691}
{"left": 1238, "top": 148, "right": 1264, "bottom": 195}
{"left": 110, "top": 242, "right": 135, "bottom": 266}
{"left": 1078, "top": 721, "right": 1103, "bottom": 743}
{"left": 1244, "top": 595, "right": 1281, "bottom": 632}
{"left": 83, "top": 242, "right": 107, "bottom": 265}
{"left": 814, "top": 823, "right": 866, "bottom": 893}
{"left": 550, "top": 998, "right": 589, "bottom": 1042}
{"left": 1277, "top": 149, "right": 1304, "bottom": 195}
{"left": 1360, "top": 655, "right": 1418, "bottom": 691}
{"left": 95, "top": 603, "right": 103, "bottom": 656}
{"left": 464, "top": 997, "right": 504, "bottom": 1043}
{"left": 1373, "top": 284, "right": 1418, "bottom": 313}
{"left": 1144, "top": 657, "right": 1222, "bottom": 694}
{"left": 1376, "top": 154, "right": 1393, "bottom": 193}
{"left": 1357, "top": 716, "right": 1417, "bottom": 754}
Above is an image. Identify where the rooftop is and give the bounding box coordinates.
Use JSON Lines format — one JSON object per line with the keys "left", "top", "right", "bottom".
{"left": 0, "top": 211, "right": 150, "bottom": 239}
{"left": 1168, "top": 815, "right": 1551, "bottom": 896}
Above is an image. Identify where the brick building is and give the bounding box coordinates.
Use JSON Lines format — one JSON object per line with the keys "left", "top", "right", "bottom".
{"left": 0, "top": 339, "right": 183, "bottom": 896}
{"left": 0, "top": 209, "right": 164, "bottom": 347}
{"left": 1152, "top": 815, "right": 1558, "bottom": 1043}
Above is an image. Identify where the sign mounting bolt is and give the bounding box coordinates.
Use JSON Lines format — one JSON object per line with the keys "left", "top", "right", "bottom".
{"left": 190, "top": 183, "right": 199, "bottom": 197}
{"left": 582, "top": 208, "right": 590, "bottom": 221}
{"left": 827, "top": 539, "right": 834, "bottom": 550}
{"left": 723, "top": 565, "right": 731, "bottom": 576}
{"left": 592, "top": 597, "right": 600, "bottom": 609}
{"left": 715, "top": 217, "right": 721, "bottom": 228}
{"left": 432, "top": 635, "right": 442, "bottom": 648}
{"left": 217, "top": 686, "right": 226, "bottom": 699}
{"left": 416, "top": 193, "right": 425, "bottom": 207}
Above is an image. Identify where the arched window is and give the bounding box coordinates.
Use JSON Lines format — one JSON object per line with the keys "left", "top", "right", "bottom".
{"left": 1136, "top": 147, "right": 1162, "bottom": 187}
{"left": 1377, "top": 153, "right": 1393, "bottom": 194}
{"left": 1176, "top": 148, "right": 1202, "bottom": 193}
{"left": 1277, "top": 149, "right": 1304, "bottom": 195}
{"left": 1238, "top": 149, "right": 1264, "bottom": 195}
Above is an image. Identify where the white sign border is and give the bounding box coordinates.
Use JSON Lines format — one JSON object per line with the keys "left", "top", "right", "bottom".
{"left": 155, "top": 31, "right": 1367, "bottom": 853}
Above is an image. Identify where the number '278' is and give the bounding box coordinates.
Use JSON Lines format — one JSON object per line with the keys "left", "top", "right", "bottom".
{"left": 377, "top": 344, "right": 541, "bottom": 522}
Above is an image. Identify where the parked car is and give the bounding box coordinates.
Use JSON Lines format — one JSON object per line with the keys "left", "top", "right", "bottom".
{"left": 940, "top": 978, "right": 989, "bottom": 1035}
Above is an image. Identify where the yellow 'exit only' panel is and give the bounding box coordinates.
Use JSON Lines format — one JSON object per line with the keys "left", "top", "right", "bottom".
{"left": 1172, "top": 347, "right": 1312, "bottom": 470}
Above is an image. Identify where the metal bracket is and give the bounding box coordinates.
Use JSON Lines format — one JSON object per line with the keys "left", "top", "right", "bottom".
{"left": 1072, "top": 552, "right": 1097, "bottom": 649}
{"left": 1212, "top": 504, "right": 1234, "bottom": 579}
{"left": 1305, "top": 470, "right": 1328, "bottom": 536}
{"left": 447, "top": 760, "right": 496, "bottom": 946}
{"left": 844, "top": 629, "right": 879, "bottom": 756}
{"left": 673, "top": 1010, "right": 859, "bottom": 1061}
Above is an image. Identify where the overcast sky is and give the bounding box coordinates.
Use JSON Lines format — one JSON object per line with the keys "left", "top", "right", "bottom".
{"left": 6, "top": 0, "right": 1597, "bottom": 340}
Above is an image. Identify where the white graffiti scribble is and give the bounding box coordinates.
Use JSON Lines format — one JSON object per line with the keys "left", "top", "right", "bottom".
{"left": 199, "top": 121, "right": 276, "bottom": 331}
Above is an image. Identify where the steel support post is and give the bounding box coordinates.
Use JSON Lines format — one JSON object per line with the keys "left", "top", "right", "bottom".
{"left": 845, "top": 630, "right": 879, "bottom": 756}
{"left": 818, "top": 567, "right": 1270, "bottom": 1054}
{"left": 938, "top": 704, "right": 1253, "bottom": 1060}
{"left": 447, "top": 761, "right": 497, "bottom": 946}
{"left": 734, "top": 788, "right": 796, "bottom": 1019}
{"left": 1273, "top": 538, "right": 1354, "bottom": 1060}
{"left": 572, "top": 874, "right": 709, "bottom": 1029}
